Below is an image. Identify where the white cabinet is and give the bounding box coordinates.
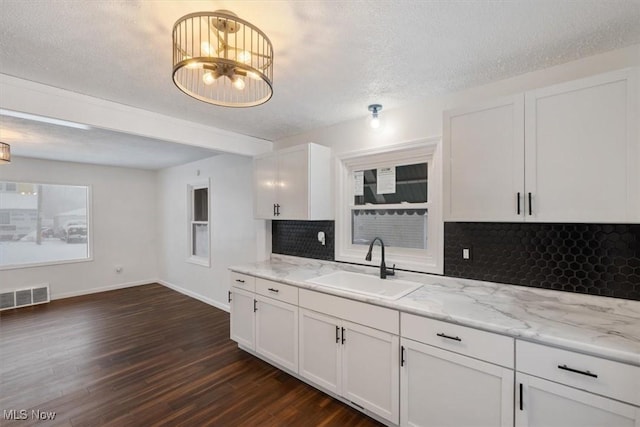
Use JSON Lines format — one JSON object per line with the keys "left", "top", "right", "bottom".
{"left": 342, "top": 320, "right": 400, "bottom": 424}
{"left": 516, "top": 373, "right": 640, "bottom": 427}
{"left": 298, "top": 289, "right": 400, "bottom": 424}
{"left": 443, "top": 95, "right": 525, "bottom": 222}
{"left": 444, "top": 67, "right": 639, "bottom": 223}
{"left": 401, "top": 338, "right": 514, "bottom": 427}
{"left": 255, "top": 295, "right": 298, "bottom": 372}
{"left": 298, "top": 308, "right": 400, "bottom": 424}
{"left": 515, "top": 340, "right": 640, "bottom": 427}
{"left": 253, "top": 142, "right": 333, "bottom": 220}
{"left": 400, "top": 313, "right": 514, "bottom": 427}
{"left": 229, "top": 287, "right": 255, "bottom": 350}
{"left": 229, "top": 275, "right": 299, "bottom": 373}
{"left": 299, "top": 309, "right": 341, "bottom": 394}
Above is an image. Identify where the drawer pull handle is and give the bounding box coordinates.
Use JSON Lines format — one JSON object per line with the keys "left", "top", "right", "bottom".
{"left": 228, "top": 291, "right": 232, "bottom": 303}
{"left": 401, "top": 345, "right": 406, "bottom": 367}
{"left": 267, "top": 287, "right": 279, "bottom": 293}
{"left": 253, "top": 299, "right": 258, "bottom": 312}
{"left": 336, "top": 326, "right": 340, "bottom": 343}
{"left": 437, "top": 332, "right": 462, "bottom": 342}
{"left": 558, "top": 364, "right": 598, "bottom": 378}
{"left": 235, "top": 279, "right": 245, "bottom": 283}
{"left": 341, "top": 327, "right": 346, "bottom": 345}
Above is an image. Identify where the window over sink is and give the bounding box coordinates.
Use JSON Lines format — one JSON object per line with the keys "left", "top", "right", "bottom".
{"left": 335, "top": 139, "right": 443, "bottom": 274}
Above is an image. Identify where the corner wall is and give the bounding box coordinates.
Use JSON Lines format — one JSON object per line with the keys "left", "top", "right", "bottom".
{"left": 0, "top": 157, "right": 158, "bottom": 299}
{"left": 156, "top": 154, "right": 264, "bottom": 310}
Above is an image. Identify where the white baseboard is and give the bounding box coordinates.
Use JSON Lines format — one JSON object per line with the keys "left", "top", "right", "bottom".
{"left": 51, "top": 279, "right": 154, "bottom": 300}
{"left": 158, "top": 279, "right": 230, "bottom": 313}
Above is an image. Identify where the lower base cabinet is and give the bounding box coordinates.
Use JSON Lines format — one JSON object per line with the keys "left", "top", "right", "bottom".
{"left": 255, "top": 295, "right": 298, "bottom": 372}
{"left": 230, "top": 287, "right": 255, "bottom": 350}
{"left": 400, "top": 338, "right": 514, "bottom": 427}
{"left": 299, "top": 308, "right": 400, "bottom": 424}
{"left": 516, "top": 373, "right": 640, "bottom": 427}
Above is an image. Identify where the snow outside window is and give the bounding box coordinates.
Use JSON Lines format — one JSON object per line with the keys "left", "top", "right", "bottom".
{"left": 0, "top": 181, "right": 91, "bottom": 269}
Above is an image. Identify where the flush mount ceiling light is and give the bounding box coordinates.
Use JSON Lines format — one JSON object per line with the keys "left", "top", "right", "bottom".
{"left": 0, "top": 142, "right": 10, "bottom": 164}
{"left": 172, "top": 10, "right": 273, "bottom": 108}
{"left": 368, "top": 104, "right": 383, "bottom": 129}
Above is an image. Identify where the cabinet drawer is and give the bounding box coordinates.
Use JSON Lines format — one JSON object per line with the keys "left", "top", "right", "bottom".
{"left": 255, "top": 278, "right": 298, "bottom": 305}
{"left": 299, "top": 289, "right": 399, "bottom": 334}
{"left": 230, "top": 272, "right": 255, "bottom": 292}
{"left": 516, "top": 340, "right": 640, "bottom": 406}
{"left": 401, "top": 313, "right": 514, "bottom": 368}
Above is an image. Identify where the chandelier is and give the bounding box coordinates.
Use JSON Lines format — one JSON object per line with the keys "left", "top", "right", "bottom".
{"left": 172, "top": 10, "right": 273, "bottom": 108}
{"left": 0, "top": 142, "right": 10, "bottom": 164}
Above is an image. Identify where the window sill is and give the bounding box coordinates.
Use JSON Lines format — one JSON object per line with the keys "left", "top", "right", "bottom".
{"left": 186, "top": 256, "right": 210, "bottom": 268}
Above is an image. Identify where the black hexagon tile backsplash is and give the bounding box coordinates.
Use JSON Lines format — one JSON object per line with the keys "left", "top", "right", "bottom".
{"left": 272, "top": 220, "right": 335, "bottom": 261}
{"left": 444, "top": 223, "right": 640, "bottom": 301}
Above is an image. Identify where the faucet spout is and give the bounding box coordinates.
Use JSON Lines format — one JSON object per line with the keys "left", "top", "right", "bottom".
{"left": 365, "top": 237, "right": 395, "bottom": 279}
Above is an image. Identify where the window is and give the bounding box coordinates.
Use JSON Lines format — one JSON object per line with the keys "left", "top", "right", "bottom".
{"left": 0, "top": 181, "right": 91, "bottom": 269}
{"left": 187, "top": 181, "right": 210, "bottom": 266}
{"left": 335, "top": 140, "right": 443, "bottom": 274}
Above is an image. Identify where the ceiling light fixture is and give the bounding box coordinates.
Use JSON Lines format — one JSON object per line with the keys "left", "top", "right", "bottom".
{"left": 0, "top": 142, "right": 10, "bottom": 164}
{"left": 0, "top": 109, "right": 92, "bottom": 130}
{"left": 368, "top": 104, "right": 383, "bottom": 129}
{"left": 172, "top": 10, "right": 274, "bottom": 108}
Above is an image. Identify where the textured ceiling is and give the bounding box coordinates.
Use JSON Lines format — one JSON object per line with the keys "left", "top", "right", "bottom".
{"left": 1, "top": 0, "right": 639, "bottom": 143}
{"left": 0, "top": 116, "right": 220, "bottom": 170}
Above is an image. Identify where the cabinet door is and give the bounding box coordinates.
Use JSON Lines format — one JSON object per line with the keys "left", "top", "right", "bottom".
{"left": 230, "top": 287, "right": 255, "bottom": 350}
{"left": 342, "top": 321, "right": 400, "bottom": 425}
{"left": 401, "top": 338, "right": 513, "bottom": 427}
{"left": 516, "top": 372, "right": 640, "bottom": 427}
{"left": 525, "top": 68, "right": 639, "bottom": 222}
{"left": 298, "top": 309, "right": 341, "bottom": 395}
{"left": 277, "top": 145, "right": 309, "bottom": 220}
{"left": 255, "top": 295, "right": 298, "bottom": 373}
{"left": 443, "top": 94, "right": 525, "bottom": 221}
{"left": 254, "top": 153, "right": 279, "bottom": 219}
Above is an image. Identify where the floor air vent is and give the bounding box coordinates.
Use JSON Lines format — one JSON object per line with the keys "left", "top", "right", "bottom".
{"left": 0, "top": 284, "right": 50, "bottom": 311}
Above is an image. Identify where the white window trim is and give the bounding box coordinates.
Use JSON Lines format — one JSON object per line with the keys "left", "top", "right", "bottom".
{"left": 0, "top": 180, "right": 93, "bottom": 270}
{"left": 186, "top": 179, "right": 211, "bottom": 267}
{"left": 335, "top": 138, "right": 443, "bottom": 274}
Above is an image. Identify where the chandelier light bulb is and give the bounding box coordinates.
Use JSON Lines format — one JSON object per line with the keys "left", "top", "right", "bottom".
{"left": 201, "top": 41, "right": 212, "bottom": 56}
{"left": 370, "top": 116, "right": 380, "bottom": 129}
{"left": 246, "top": 71, "right": 261, "bottom": 80}
{"left": 237, "top": 50, "right": 252, "bottom": 63}
{"left": 203, "top": 71, "right": 216, "bottom": 85}
{"left": 233, "top": 77, "right": 246, "bottom": 90}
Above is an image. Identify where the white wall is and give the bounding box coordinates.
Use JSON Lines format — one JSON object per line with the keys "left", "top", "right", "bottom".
{"left": 275, "top": 44, "right": 640, "bottom": 154}
{"left": 0, "top": 157, "right": 158, "bottom": 299}
{"left": 156, "top": 154, "right": 263, "bottom": 311}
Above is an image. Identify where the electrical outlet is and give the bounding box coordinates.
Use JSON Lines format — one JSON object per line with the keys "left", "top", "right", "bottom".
{"left": 462, "top": 248, "right": 471, "bottom": 260}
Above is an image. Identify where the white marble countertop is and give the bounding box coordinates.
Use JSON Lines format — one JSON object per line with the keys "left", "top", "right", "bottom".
{"left": 229, "top": 255, "right": 640, "bottom": 366}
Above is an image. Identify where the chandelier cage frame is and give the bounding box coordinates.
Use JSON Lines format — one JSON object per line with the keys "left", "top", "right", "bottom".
{"left": 0, "top": 142, "right": 11, "bottom": 164}
{"left": 172, "top": 10, "right": 274, "bottom": 108}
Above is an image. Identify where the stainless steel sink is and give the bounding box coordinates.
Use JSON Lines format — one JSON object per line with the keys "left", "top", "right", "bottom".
{"left": 305, "top": 271, "right": 423, "bottom": 300}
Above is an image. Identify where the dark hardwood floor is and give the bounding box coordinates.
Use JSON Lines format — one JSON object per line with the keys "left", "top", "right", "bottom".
{"left": 0, "top": 284, "right": 383, "bottom": 427}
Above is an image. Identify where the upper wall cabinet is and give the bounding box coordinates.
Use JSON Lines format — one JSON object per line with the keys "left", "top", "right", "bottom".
{"left": 444, "top": 68, "right": 639, "bottom": 223}
{"left": 254, "top": 143, "right": 333, "bottom": 220}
